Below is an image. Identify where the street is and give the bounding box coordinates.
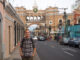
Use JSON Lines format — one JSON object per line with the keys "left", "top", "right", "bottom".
{"left": 0, "top": 0, "right": 80, "bottom": 60}
{"left": 36, "top": 40, "right": 80, "bottom": 60}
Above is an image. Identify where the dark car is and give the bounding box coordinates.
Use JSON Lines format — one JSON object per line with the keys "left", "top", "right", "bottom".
{"left": 79, "top": 43, "right": 80, "bottom": 48}
{"left": 68, "top": 37, "right": 80, "bottom": 47}
{"left": 38, "top": 36, "right": 46, "bottom": 41}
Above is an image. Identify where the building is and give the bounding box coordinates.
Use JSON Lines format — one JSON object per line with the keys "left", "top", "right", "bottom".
{"left": 45, "top": 7, "right": 74, "bottom": 33}
{"left": 0, "top": 0, "right": 24, "bottom": 59}
{"left": 15, "top": 6, "right": 74, "bottom": 34}
{"left": 73, "top": 0, "right": 80, "bottom": 24}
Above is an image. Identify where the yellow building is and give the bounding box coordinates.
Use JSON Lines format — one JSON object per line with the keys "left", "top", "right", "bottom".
{"left": 15, "top": 6, "right": 74, "bottom": 33}
{"left": 73, "top": 6, "right": 80, "bottom": 24}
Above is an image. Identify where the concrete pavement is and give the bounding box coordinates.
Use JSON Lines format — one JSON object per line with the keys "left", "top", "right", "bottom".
{"left": 5, "top": 47, "right": 40, "bottom": 60}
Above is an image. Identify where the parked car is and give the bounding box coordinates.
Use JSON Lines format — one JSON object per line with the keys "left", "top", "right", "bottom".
{"left": 55, "top": 33, "right": 62, "bottom": 42}
{"left": 32, "top": 36, "right": 38, "bottom": 40}
{"left": 68, "top": 37, "right": 80, "bottom": 47}
{"left": 63, "top": 37, "right": 70, "bottom": 44}
{"left": 79, "top": 43, "right": 80, "bottom": 48}
{"left": 38, "top": 36, "right": 46, "bottom": 41}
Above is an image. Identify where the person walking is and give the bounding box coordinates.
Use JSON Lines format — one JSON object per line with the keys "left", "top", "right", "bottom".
{"left": 19, "top": 29, "right": 36, "bottom": 60}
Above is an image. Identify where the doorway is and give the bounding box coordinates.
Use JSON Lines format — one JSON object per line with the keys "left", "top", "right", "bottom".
{"left": 8, "top": 26, "right": 11, "bottom": 54}
{"left": 0, "top": 12, "right": 3, "bottom": 59}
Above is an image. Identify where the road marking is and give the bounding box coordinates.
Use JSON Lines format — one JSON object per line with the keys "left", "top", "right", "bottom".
{"left": 67, "top": 48, "right": 77, "bottom": 52}
{"left": 62, "top": 48, "right": 77, "bottom": 52}
{"left": 64, "top": 51, "right": 74, "bottom": 56}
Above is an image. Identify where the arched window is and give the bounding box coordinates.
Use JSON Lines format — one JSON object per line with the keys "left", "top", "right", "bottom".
{"left": 78, "top": 18, "right": 80, "bottom": 24}
{"left": 30, "top": 17, "right": 33, "bottom": 20}
{"left": 67, "top": 19, "right": 70, "bottom": 25}
{"left": 59, "top": 19, "right": 62, "bottom": 23}
{"left": 38, "top": 17, "right": 40, "bottom": 20}
{"left": 59, "top": 19, "right": 62, "bottom": 25}
{"left": 34, "top": 16, "right": 37, "bottom": 20}
{"left": 27, "top": 16, "right": 29, "bottom": 20}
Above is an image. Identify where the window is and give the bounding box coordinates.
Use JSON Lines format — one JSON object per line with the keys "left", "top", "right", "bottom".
{"left": 67, "top": 19, "right": 70, "bottom": 25}
{"left": 27, "top": 16, "right": 29, "bottom": 20}
{"left": 59, "top": 19, "right": 62, "bottom": 23}
{"left": 78, "top": 18, "right": 80, "bottom": 24}
{"left": 38, "top": 17, "right": 40, "bottom": 20}
{"left": 30, "top": 17, "right": 33, "bottom": 20}
{"left": 49, "top": 20, "right": 53, "bottom": 24}
{"left": 59, "top": 19, "right": 62, "bottom": 25}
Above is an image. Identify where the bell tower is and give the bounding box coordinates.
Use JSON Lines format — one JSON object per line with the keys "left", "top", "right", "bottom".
{"left": 33, "top": 0, "right": 38, "bottom": 13}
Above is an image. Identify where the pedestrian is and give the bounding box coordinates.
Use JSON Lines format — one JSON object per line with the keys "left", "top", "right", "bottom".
{"left": 19, "top": 29, "right": 36, "bottom": 60}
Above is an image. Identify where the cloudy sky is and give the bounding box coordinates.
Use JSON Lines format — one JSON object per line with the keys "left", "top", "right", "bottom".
{"left": 9, "top": 0, "right": 76, "bottom": 13}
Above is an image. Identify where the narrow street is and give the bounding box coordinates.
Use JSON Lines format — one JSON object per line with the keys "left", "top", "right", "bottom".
{"left": 36, "top": 40, "right": 80, "bottom": 60}
{"left": 0, "top": 0, "right": 80, "bottom": 60}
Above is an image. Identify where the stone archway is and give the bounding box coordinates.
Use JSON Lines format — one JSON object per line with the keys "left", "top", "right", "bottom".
{"left": 27, "top": 23, "right": 46, "bottom": 36}
{"left": 26, "top": 22, "right": 45, "bottom": 28}
{"left": 27, "top": 23, "right": 41, "bottom": 28}
{"left": 0, "top": 12, "right": 3, "bottom": 60}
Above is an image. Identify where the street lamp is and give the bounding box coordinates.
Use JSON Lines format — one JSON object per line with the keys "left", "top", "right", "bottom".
{"left": 49, "top": 25, "right": 51, "bottom": 35}
{"left": 45, "top": 24, "right": 47, "bottom": 33}
{"left": 63, "top": 11, "right": 68, "bottom": 37}
{"left": 58, "top": 19, "right": 63, "bottom": 34}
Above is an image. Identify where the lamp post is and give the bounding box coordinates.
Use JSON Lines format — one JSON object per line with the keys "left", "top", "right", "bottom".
{"left": 45, "top": 24, "right": 46, "bottom": 33}
{"left": 63, "top": 11, "right": 68, "bottom": 37}
{"left": 49, "top": 25, "right": 51, "bottom": 36}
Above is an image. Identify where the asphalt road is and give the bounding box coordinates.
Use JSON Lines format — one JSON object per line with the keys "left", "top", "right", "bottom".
{"left": 36, "top": 40, "right": 80, "bottom": 60}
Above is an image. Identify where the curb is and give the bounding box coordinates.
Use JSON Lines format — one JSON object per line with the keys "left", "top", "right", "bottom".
{"left": 34, "top": 52, "right": 40, "bottom": 60}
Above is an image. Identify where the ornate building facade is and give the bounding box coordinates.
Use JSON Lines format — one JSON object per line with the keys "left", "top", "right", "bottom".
{"left": 15, "top": 6, "right": 74, "bottom": 33}
{"left": 73, "top": 0, "right": 80, "bottom": 24}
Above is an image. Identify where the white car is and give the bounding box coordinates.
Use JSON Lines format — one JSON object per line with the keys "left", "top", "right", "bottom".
{"left": 63, "top": 37, "right": 70, "bottom": 44}
{"left": 32, "top": 36, "right": 38, "bottom": 40}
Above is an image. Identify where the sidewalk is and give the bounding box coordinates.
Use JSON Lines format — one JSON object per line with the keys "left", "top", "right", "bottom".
{"left": 5, "top": 47, "right": 40, "bottom": 60}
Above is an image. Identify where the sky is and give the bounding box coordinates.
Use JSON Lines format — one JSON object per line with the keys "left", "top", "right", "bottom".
{"left": 9, "top": 0, "right": 76, "bottom": 13}
{"left": 28, "top": 24, "right": 38, "bottom": 31}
